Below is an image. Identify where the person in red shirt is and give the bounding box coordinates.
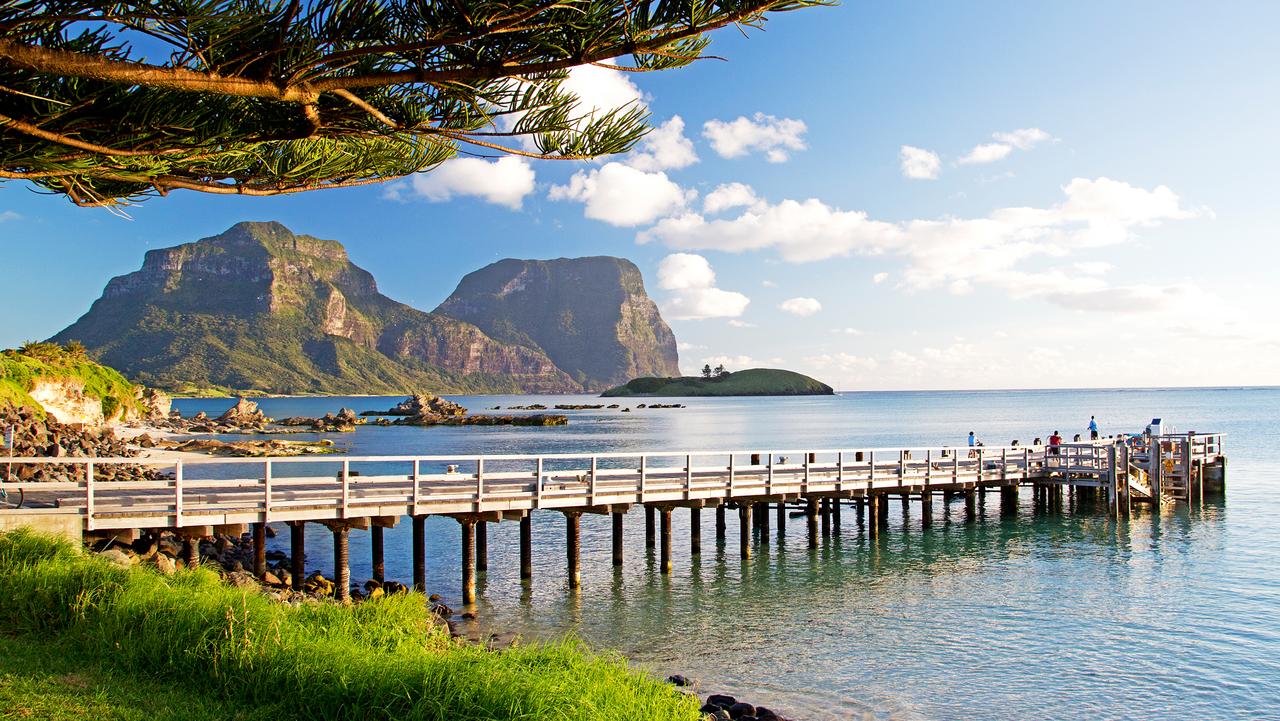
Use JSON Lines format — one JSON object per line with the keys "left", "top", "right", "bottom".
{"left": 1049, "top": 430, "right": 1063, "bottom": 455}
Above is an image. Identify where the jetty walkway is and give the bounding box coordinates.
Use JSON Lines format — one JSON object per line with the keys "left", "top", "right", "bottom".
{"left": 0, "top": 433, "right": 1226, "bottom": 602}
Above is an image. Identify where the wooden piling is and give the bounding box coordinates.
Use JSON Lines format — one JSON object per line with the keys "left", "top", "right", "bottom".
{"left": 776, "top": 501, "right": 786, "bottom": 532}
{"left": 611, "top": 511, "right": 624, "bottom": 567}
{"left": 738, "top": 504, "right": 751, "bottom": 560}
{"left": 868, "top": 494, "right": 880, "bottom": 538}
{"left": 460, "top": 519, "right": 476, "bottom": 604}
{"left": 332, "top": 526, "right": 350, "bottom": 602}
{"left": 690, "top": 507, "right": 701, "bottom": 555}
{"left": 370, "top": 524, "right": 384, "bottom": 583}
{"left": 757, "top": 501, "right": 770, "bottom": 533}
{"left": 412, "top": 515, "right": 426, "bottom": 593}
{"left": 820, "top": 497, "right": 831, "bottom": 538}
{"left": 806, "top": 498, "right": 818, "bottom": 549}
{"left": 716, "top": 505, "right": 726, "bottom": 539}
{"left": 475, "top": 520, "right": 488, "bottom": 572}
{"left": 521, "top": 514, "right": 533, "bottom": 580}
{"left": 290, "top": 522, "right": 304, "bottom": 591}
{"left": 965, "top": 489, "right": 977, "bottom": 519}
{"left": 252, "top": 522, "right": 266, "bottom": 578}
{"left": 921, "top": 491, "right": 933, "bottom": 528}
{"left": 183, "top": 536, "right": 199, "bottom": 569}
{"left": 832, "top": 497, "right": 841, "bottom": 527}
{"left": 659, "top": 507, "right": 672, "bottom": 574}
{"left": 566, "top": 513, "right": 581, "bottom": 589}
{"left": 645, "top": 505, "right": 656, "bottom": 548}
{"left": 855, "top": 498, "right": 865, "bottom": 524}
{"left": 877, "top": 494, "right": 890, "bottom": 528}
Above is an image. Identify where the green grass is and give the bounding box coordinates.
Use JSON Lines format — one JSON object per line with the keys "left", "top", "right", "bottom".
{"left": 602, "top": 368, "right": 835, "bottom": 397}
{"left": 0, "top": 530, "right": 701, "bottom": 721}
{"left": 0, "top": 343, "right": 144, "bottom": 419}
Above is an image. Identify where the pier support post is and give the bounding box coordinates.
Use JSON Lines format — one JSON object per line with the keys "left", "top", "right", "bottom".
{"left": 611, "top": 512, "right": 624, "bottom": 567}
{"left": 777, "top": 501, "right": 786, "bottom": 533}
{"left": 1001, "top": 486, "right": 1018, "bottom": 516}
{"left": 806, "top": 498, "right": 819, "bottom": 549}
{"left": 757, "top": 502, "right": 769, "bottom": 534}
{"left": 716, "top": 505, "right": 726, "bottom": 539}
{"left": 659, "top": 507, "right": 673, "bottom": 574}
{"left": 856, "top": 498, "right": 865, "bottom": 525}
{"left": 521, "top": 515, "right": 533, "bottom": 580}
{"left": 332, "top": 526, "right": 350, "bottom": 602}
{"left": 921, "top": 491, "right": 933, "bottom": 529}
{"left": 832, "top": 497, "right": 841, "bottom": 528}
{"left": 901, "top": 494, "right": 910, "bottom": 512}
{"left": 645, "top": 506, "right": 656, "bottom": 549}
{"left": 965, "top": 489, "right": 977, "bottom": 520}
{"left": 738, "top": 504, "right": 752, "bottom": 560}
{"left": 290, "top": 522, "right": 304, "bottom": 591}
{"left": 183, "top": 536, "right": 200, "bottom": 570}
{"left": 868, "top": 495, "right": 880, "bottom": 538}
{"left": 690, "top": 507, "right": 701, "bottom": 556}
{"left": 475, "top": 521, "right": 488, "bottom": 572}
{"left": 566, "top": 513, "right": 581, "bottom": 589}
{"left": 370, "top": 524, "right": 384, "bottom": 583}
{"left": 252, "top": 522, "right": 266, "bottom": 578}
{"left": 412, "top": 515, "right": 426, "bottom": 593}
{"left": 877, "top": 494, "right": 890, "bottom": 529}
{"left": 820, "top": 498, "right": 832, "bottom": 539}
{"left": 460, "top": 519, "right": 476, "bottom": 604}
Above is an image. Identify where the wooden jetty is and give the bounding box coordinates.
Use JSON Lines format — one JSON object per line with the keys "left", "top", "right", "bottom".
{"left": 0, "top": 433, "right": 1226, "bottom": 602}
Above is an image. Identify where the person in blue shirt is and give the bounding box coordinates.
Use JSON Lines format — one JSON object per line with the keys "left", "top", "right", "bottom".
{"left": 1088, "top": 416, "right": 1099, "bottom": 440}
{"left": 967, "top": 431, "right": 976, "bottom": 457}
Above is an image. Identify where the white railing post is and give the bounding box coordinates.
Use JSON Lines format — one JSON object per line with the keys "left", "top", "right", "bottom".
{"left": 837, "top": 451, "right": 844, "bottom": 491}
{"left": 639, "top": 455, "right": 647, "bottom": 499}
{"left": 413, "top": 459, "right": 422, "bottom": 515}
{"left": 977, "top": 448, "right": 984, "bottom": 485}
{"left": 953, "top": 448, "right": 959, "bottom": 484}
{"left": 685, "top": 454, "right": 692, "bottom": 500}
{"left": 85, "top": 460, "right": 95, "bottom": 531}
{"left": 174, "top": 460, "right": 184, "bottom": 528}
{"left": 476, "top": 458, "right": 485, "bottom": 511}
{"left": 535, "top": 457, "right": 543, "bottom": 506}
{"left": 926, "top": 449, "right": 932, "bottom": 487}
{"left": 769, "top": 452, "right": 776, "bottom": 493}
{"left": 592, "top": 456, "right": 599, "bottom": 505}
{"left": 897, "top": 450, "right": 905, "bottom": 488}
{"left": 1024, "top": 447, "right": 1030, "bottom": 480}
{"left": 264, "top": 459, "right": 273, "bottom": 522}
{"left": 868, "top": 450, "right": 875, "bottom": 489}
{"left": 728, "top": 453, "right": 735, "bottom": 494}
{"left": 1001, "top": 447, "right": 1007, "bottom": 484}
{"left": 341, "top": 459, "right": 350, "bottom": 518}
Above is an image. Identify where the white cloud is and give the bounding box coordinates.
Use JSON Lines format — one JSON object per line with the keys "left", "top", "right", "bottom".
{"left": 703, "top": 113, "right": 807, "bottom": 163}
{"left": 957, "top": 142, "right": 1013, "bottom": 165}
{"left": 780, "top": 297, "right": 822, "bottom": 316}
{"left": 872, "top": 272, "right": 889, "bottom": 284}
{"left": 958, "top": 128, "right": 1053, "bottom": 166}
{"left": 500, "top": 64, "right": 646, "bottom": 152}
{"left": 676, "top": 341, "right": 705, "bottom": 351}
{"left": 626, "top": 116, "right": 698, "bottom": 171}
{"left": 831, "top": 327, "right": 863, "bottom": 335}
{"left": 640, "top": 177, "right": 1206, "bottom": 313}
{"left": 728, "top": 319, "right": 757, "bottom": 328}
{"left": 656, "top": 253, "right": 750, "bottom": 320}
{"left": 761, "top": 280, "right": 778, "bottom": 288}
{"left": 701, "top": 355, "right": 758, "bottom": 370}
{"left": 993, "top": 127, "right": 1052, "bottom": 150}
{"left": 703, "top": 182, "right": 759, "bottom": 214}
{"left": 900, "top": 145, "right": 941, "bottom": 180}
{"left": 549, "top": 162, "right": 692, "bottom": 226}
{"left": 0, "top": 210, "right": 20, "bottom": 223}
{"left": 389, "top": 156, "right": 534, "bottom": 209}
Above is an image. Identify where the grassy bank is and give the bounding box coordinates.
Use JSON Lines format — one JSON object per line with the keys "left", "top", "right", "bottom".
{"left": 0, "top": 342, "right": 143, "bottom": 419}
{"left": 0, "top": 530, "right": 700, "bottom": 721}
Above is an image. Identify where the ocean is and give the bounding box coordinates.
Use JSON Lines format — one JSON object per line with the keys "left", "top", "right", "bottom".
{"left": 173, "top": 388, "right": 1280, "bottom": 721}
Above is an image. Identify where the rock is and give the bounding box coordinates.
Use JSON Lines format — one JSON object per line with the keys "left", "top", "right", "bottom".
{"left": 700, "top": 708, "right": 731, "bottom": 721}
{"left": 262, "top": 571, "right": 283, "bottom": 586}
{"left": 707, "top": 695, "right": 737, "bottom": 709}
{"left": 383, "top": 580, "right": 407, "bottom": 594}
{"left": 667, "top": 674, "right": 693, "bottom": 687}
{"left": 431, "top": 603, "right": 453, "bottom": 618}
{"left": 153, "top": 553, "right": 177, "bottom": 576}
{"left": 754, "top": 707, "right": 779, "bottom": 721}
{"left": 727, "top": 702, "right": 755, "bottom": 719}
{"left": 225, "top": 571, "right": 258, "bottom": 588}
{"left": 98, "top": 548, "right": 135, "bottom": 567}
{"left": 216, "top": 397, "right": 267, "bottom": 427}
{"left": 460, "top": 611, "right": 476, "bottom": 620}
{"left": 365, "top": 586, "right": 384, "bottom": 600}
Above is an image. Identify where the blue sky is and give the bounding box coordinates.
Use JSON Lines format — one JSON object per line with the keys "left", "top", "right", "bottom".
{"left": 2, "top": 2, "right": 1277, "bottom": 390}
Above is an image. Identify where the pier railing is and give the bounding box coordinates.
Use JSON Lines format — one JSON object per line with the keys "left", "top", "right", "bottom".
{"left": 0, "top": 434, "right": 1226, "bottom": 532}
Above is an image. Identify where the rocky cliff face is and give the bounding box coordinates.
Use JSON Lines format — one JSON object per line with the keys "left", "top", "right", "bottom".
{"left": 52, "top": 221, "right": 583, "bottom": 395}
{"left": 435, "top": 257, "right": 680, "bottom": 390}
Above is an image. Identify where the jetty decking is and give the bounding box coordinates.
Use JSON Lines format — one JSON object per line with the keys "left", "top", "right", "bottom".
{"left": 0, "top": 433, "right": 1226, "bottom": 603}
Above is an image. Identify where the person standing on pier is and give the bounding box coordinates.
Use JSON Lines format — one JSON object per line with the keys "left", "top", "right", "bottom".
{"left": 1049, "top": 430, "right": 1063, "bottom": 455}
{"left": 1088, "top": 416, "right": 1099, "bottom": 440}
{"left": 968, "top": 431, "right": 977, "bottom": 457}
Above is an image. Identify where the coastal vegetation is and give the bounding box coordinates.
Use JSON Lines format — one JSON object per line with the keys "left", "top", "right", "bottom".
{"left": 0, "top": 529, "right": 702, "bottom": 721}
{"left": 602, "top": 368, "right": 835, "bottom": 397}
{"left": 0, "top": 341, "right": 143, "bottom": 420}
{"left": 0, "top": 0, "right": 825, "bottom": 207}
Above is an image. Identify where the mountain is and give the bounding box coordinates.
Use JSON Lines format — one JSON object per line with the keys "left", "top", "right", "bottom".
{"left": 51, "top": 221, "right": 587, "bottom": 395}
{"left": 435, "top": 257, "right": 680, "bottom": 390}
{"left": 601, "top": 369, "right": 835, "bottom": 397}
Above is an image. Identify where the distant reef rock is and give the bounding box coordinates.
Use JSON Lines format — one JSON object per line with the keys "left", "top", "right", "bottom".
{"left": 435, "top": 256, "right": 680, "bottom": 391}
{"left": 51, "top": 221, "right": 678, "bottom": 396}
{"left": 601, "top": 368, "right": 835, "bottom": 397}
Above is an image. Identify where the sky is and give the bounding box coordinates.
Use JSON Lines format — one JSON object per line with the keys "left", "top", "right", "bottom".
{"left": 2, "top": 2, "right": 1279, "bottom": 391}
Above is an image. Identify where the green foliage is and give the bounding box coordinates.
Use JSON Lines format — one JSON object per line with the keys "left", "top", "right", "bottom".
{"left": 0, "top": 342, "right": 143, "bottom": 418}
{"left": 603, "top": 368, "right": 835, "bottom": 397}
{"left": 0, "top": 0, "right": 827, "bottom": 207}
{"left": 0, "top": 530, "right": 702, "bottom": 721}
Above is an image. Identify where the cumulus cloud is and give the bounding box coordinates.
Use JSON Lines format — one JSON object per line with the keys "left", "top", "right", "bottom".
{"left": 872, "top": 272, "right": 889, "bottom": 284}
{"left": 387, "top": 156, "right": 535, "bottom": 209}
{"left": 780, "top": 297, "right": 822, "bottom": 316}
{"left": 703, "top": 113, "right": 807, "bottom": 163}
{"left": 656, "top": 253, "right": 750, "bottom": 320}
{"left": 958, "top": 127, "right": 1053, "bottom": 165}
{"left": 639, "top": 177, "right": 1206, "bottom": 313}
{"left": 626, "top": 116, "right": 698, "bottom": 171}
{"left": 728, "top": 319, "right": 757, "bottom": 328}
{"left": 900, "top": 145, "right": 942, "bottom": 180}
{"left": 0, "top": 210, "right": 19, "bottom": 222}
{"left": 703, "top": 182, "right": 760, "bottom": 214}
{"left": 549, "top": 162, "right": 692, "bottom": 226}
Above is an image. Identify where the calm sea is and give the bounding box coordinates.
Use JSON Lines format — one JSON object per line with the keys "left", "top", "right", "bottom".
{"left": 174, "top": 388, "right": 1280, "bottom": 721}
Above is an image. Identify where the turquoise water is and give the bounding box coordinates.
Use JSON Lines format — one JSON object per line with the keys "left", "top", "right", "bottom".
{"left": 174, "top": 389, "right": 1280, "bottom": 721}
